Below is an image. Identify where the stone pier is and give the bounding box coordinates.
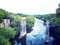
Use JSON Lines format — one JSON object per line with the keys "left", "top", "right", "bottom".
{"left": 45, "top": 20, "right": 50, "bottom": 45}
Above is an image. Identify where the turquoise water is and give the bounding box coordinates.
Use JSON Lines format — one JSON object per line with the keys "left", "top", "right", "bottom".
{"left": 14, "top": 18, "right": 53, "bottom": 45}
{"left": 26, "top": 18, "right": 46, "bottom": 45}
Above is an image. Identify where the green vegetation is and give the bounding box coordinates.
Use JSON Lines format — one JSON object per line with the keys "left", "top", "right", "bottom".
{"left": 34, "top": 14, "right": 57, "bottom": 26}
{"left": 26, "top": 15, "right": 35, "bottom": 33}
{"left": 16, "top": 13, "right": 28, "bottom": 17}
{"left": 0, "top": 28, "right": 16, "bottom": 38}
{"left": 0, "top": 9, "right": 5, "bottom": 23}
{"left": 0, "top": 35, "right": 11, "bottom": 45}
{"left": 34, "top": 13, "right": 60, "bottom": 43}
{"left": 0, "top": 28, "right": 16, "bottom": 45}
{"left": 0, "top": 9, "right": 35, "bottom": 45}
{"left": 0, "top": 6, "right": 60, "bottom": 45}
{"left": 11, "top": 15, "right": 22, "bottom": 32}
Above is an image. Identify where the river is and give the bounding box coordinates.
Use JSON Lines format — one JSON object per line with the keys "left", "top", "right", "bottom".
{"left": 14, "top": 18, "right": 53, "bottom": 45}
{"left": 26, "top": 18, "right": 46, "bottom": 45}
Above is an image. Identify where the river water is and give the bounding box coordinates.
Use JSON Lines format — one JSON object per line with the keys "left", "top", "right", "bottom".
{"left": 14, "top": 18, "right": 53, "bottom": 45}
{"left": 26, "top": 18, "right": 46, "bottom": 45}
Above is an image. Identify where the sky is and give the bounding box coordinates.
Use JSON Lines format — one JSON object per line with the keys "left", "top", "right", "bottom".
{"left": 0, "top": 0, "right": 60, "bottom": 15}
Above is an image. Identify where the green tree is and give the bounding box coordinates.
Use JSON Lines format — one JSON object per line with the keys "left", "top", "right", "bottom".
{"left": 11, "top": 15, "right": 22, "bottom": 32}
{"left": 0, "top": 27, "right": 16, "bottom": 39}
{"left": 0, "top": 35, "right": 11, "bottom": 45}
{"left": 0, "top": 27, "right": 16, "bottom": 45}
{"left": 0, "top": 10, "right": 4, "bottom": 23}
{"left": 26, "top": 15, "right": 35, "bottom": 33}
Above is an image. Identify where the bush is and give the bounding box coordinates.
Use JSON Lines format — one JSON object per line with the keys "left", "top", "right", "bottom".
{"left": 26, "top": 15, "right": 35, "bottom": 33}
{"left": 0, "top": 27, "right": 15, "bottom": 45}
{"left": 0, "top": 27, "right": 16, "bottom": 38}
{"left": 0, "top": 35, "right": 11, "bottom": 45}
{"left": 10, "top": 15, "right": 22, "bottom": 32}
